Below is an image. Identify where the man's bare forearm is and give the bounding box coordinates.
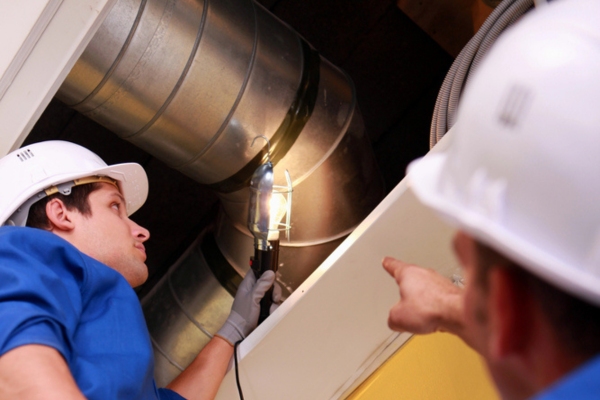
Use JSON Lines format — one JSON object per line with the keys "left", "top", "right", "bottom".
{"left": 167, "top": 336, "right": 234, "bottom": 400}
{"left": 0, "top": 345, "right": 85, "bottom": 400}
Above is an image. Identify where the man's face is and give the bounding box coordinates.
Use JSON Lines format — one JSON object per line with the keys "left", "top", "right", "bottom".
{"left": 453, "top": 231, "right": 529, "bottom": 400}
{"left": 68, "top": 183, "right": 150, "bottom": 287}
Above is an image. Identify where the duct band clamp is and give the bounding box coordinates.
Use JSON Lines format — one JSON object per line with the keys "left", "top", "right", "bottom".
{"left": 208, "top": 39, "right": 321, "bottom": 194}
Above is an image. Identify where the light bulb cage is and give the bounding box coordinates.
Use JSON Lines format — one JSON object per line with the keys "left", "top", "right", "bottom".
{"left": 271, "top": 170, "right": 293, "bottom": 240}
{"left": 248, "top": 169, "right": 293, "bottom": 246}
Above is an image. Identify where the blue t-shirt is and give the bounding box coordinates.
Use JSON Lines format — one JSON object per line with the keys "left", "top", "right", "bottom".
{"left": 0, "top": 227, "right": 184, "bottom": 400}
{"left": 533, "top": 353, "right": 600, "bottom": 399}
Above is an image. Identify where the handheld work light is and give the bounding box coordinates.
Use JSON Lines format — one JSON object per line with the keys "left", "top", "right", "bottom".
{"left": 247, "top": 136, "right": 292, "bottom": 324}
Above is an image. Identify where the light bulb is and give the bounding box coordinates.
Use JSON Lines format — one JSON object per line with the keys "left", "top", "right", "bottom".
{"left": 268, "top": 192, "right": 287, "bottom": 240}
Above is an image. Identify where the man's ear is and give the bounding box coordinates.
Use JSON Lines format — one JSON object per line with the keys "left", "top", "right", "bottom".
{"left": 487, "top": 267, "right": 533, "bottom": 361}
{"left": 45, "top": 198, "right": 75, "bottom": 232}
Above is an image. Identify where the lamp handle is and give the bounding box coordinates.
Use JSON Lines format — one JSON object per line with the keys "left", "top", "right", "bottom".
{"left": 250, "top": 240, "right": 279, "bottom": 325}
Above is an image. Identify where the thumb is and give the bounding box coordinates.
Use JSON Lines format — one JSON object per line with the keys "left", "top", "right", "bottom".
{"left": 270, "top": 282, "right": 283, "bottom": 314}
{"left": 252, "top": 270, "right": 276, "bottom": 303}
{"left": 271, "top": 282, "right": 282, "bottom": 303}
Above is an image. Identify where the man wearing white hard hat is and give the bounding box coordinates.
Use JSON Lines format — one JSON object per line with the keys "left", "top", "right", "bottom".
{"left": 0, "top": 140, "right": 278, "bottom": 399}
{"left": 383, "top": 0, "right": 600, "bottom": 398}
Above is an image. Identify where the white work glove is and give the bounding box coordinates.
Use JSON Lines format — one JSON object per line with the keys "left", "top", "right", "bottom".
{"left": 216, "top": 270, "right": 281, "bottom": 345}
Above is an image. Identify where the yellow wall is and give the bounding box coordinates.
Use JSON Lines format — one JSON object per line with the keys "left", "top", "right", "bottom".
{"left": 347, "top": 332, "right": 499, "bottom": 400}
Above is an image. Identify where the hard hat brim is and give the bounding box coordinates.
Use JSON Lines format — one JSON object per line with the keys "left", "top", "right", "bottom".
{"left": 2, "top": 162, "right": 148, "bottom": 226}
{"left": 90, "top": 162, "right": 149, "bottom": 217}
{"left": 408, "top": 153, "right": 600, "bottom": 307}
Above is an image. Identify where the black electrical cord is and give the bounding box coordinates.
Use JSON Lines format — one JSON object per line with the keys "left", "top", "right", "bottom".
{"left": 234, "top": 340, "right": 245, "bottom": 400}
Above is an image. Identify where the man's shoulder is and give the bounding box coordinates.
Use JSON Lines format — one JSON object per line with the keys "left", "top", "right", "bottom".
{"left": 534, "top": 354, "right": 600, "bottom": 400}
{"left": 0, "top": 226, "right": 94, "bottom": 281}
{"left": 0, "top": 225, "right": 68, "bottom": 246}
{"left": 0, "top": 225, "right": 85, "bottom": 260}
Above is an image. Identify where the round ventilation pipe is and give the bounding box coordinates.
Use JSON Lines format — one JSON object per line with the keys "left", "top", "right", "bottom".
{"left": 58, "top": 0, "right": 383, "bottom": 384}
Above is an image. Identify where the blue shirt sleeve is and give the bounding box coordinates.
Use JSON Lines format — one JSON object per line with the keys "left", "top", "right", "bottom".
{"left": 157, "top": 388, "right": 187, "bottom": 400}
{"left": 0, "top": 227, "right": 86, "bottom": 362}
{"left": 0, "top": 227, "right": 169, "bottom": 399}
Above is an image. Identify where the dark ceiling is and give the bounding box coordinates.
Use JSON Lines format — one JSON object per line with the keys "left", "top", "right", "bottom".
{"left": 24, "top": 0, "right": 452, "bottom": 297}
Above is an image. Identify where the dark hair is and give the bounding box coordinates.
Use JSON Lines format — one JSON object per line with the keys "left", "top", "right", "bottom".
{"left": 475, "top": 241, "right": 600, "bottom": 358}
{"left": 26, "top": 183, "right": 101, "bottom": 229}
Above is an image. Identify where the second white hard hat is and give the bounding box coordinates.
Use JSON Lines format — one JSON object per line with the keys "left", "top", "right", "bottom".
{"left": 408, "top": 0, "right": 600, "bottom": 305}
{"left": 0, "top": 140, "right": 148, "bottom": 226}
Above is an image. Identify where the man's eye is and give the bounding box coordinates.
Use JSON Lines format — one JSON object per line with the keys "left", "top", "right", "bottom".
{"left": 112, "top": 203, "right": 121, "bottom": 210}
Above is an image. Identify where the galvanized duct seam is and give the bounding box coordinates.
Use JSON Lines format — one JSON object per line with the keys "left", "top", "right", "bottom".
{"left": 125, "top": 0, "right": 210, "bottom": 141}
{"left": 151, "top": 336, "right": 185, "bottom": 372}
{"left": 283, "top": 68, "right": 355, "bottom": 189}
{"left": 167, "top": 272, "right": 213, "bottom": 339}
{"left": 69, "top": 0, "right": 149, "bottom": 109}
{"left": 174, "top": 0, "right": 259, "bottom": 174}
{"left": 207, "top": 37, "right": 317, "bottom": 194}
{"left": 228, "top": 223, "right": 357, "bottom": 248}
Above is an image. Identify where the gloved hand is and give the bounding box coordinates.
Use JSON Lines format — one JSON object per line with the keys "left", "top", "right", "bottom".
{"left": 216, "top": 270, "right": 282, "bottom": 346}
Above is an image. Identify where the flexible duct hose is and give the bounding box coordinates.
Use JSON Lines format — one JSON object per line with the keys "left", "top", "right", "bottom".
{"left": 430, "top": 0, "right": 534, "bottom": 148}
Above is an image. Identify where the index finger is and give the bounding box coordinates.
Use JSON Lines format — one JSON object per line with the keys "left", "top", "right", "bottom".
{"left": 382, "top": 257, "right": 410, "bottom": 277}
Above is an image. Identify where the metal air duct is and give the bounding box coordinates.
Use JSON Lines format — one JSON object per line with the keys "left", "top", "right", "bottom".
{"left": 57, "top": 0, "right": 383, "bottom": 385}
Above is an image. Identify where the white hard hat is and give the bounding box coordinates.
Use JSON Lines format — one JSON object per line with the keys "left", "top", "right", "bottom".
{"left": 0, "top": 140, "right": 148, "bottom": 226}
{"left": 408, "top": 0, "right": 600, "bottom": 305}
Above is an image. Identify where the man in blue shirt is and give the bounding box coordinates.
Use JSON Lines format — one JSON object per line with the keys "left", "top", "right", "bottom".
{"left": 0, "top": 140, "right": 277, "bottom": 399}
{"left": 383, "top": 0, "right": 600, "bottom": 399}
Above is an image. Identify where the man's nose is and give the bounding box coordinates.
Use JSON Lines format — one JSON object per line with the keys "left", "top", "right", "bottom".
{"left": 130, "top": 220, "right": 150, "bottom": 242}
